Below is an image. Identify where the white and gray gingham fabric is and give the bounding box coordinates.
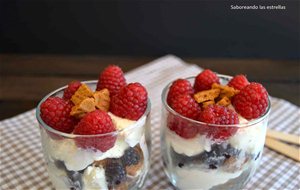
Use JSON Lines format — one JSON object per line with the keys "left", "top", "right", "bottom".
{"left": 1, "top": 55, "right": 299, "bottom": 190}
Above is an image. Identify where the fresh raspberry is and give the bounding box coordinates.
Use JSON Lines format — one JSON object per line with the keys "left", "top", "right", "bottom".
{"left": 198, "top": 105, "right": 239, "bottom": 140}
{"left": 170, "top": 94, "right": 200, "bottom": 120}
{"left": 63, "top": 81, "right": 82, "bottom": 100}
{"left": 168, "top": 94, "right": 200, "bottom": 138}
{"left": 110, "top": 83, "right": 148, "bottom": 120}
{"left": 199, "top": 105, "right": 239, "bottom": 125}
{"left": 73, "top": 110, "right": 116, "bottom": 152}
{"left": 232, "top": 82, "right": 268, "bottom": 120}
{"left": 40, "top": 97, "right": 77, "bottom": 133}
{"left": 167, "top": 79, "right": 194, "bottom": 105}
{"left": 194, "top": 69, "right": 220, "bottom": 92}
{"left": 167, "top": 114, "right": 198, "bottom": 139}
{"left": 96, "top": 65, "right": 126, "bottom": 97}
{"left": 228, "top": 75, "right": 250, "bottom": 90}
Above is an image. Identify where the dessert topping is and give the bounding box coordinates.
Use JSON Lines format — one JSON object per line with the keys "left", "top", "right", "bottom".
{"left": 198, "top": 105, "right": 239, "bottom": 139}
{"left": 70, "top": 87, "right": 110, "bottom": 119}
{"left": 96, "top": 65, "right": 127, "bottom": 97}
{"left": 194, "top": 69, "right": 220, "bottom": 92}
{"left": 202, "top": 100, "right": 215, "bottom": 108}
{"left": 111, "top": 83, "right": 148, "bottom": 121}
{"left": 94, "top": 88, "right": 110, "bottom": 112}
{"left": 71, "top": 84, "right": 94, "bottom": 105}
{"left": 212, "top": 83, "right": 240, "bottom": 99}
{"left": 167, "top": 79, "right": 194, "bottom": 105}
{"left": 194, "top": 89, "right": 220, "bottom": 104}
{"left": 63, "top": 81, "right": 82, "bottom": 100}
{"left": 216, "top": 96, "right": 231, "bottom": 107}
{"left": 73, "top": 110, "right": 117, "bottom": 152}
{"left": 40, "top": 97, "right": 78, "bottom": 133}
{"left": 170, "top": 94, "right": 200, "bottom": 120}
{"left": 70, "top": 97, "right": 96, "bottom": 118}
{"left": 232, "top": 82, "right": 268, "bottom": 119}
{"left": 228, "top": 74, "right": 250, "bottom": 90}
{"left": 198, "top": 105, "right": 239, "bottom": 125}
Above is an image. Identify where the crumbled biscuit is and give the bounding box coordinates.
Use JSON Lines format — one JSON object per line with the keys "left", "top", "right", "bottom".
{"left": 202, "top": 100, "right": 215, "bottom": 108}
{"left": 216, "top": 96, "right": 231, "bottom": 107}
{"left": 112, "top": 182, "right": 128, "bottom": 190}
{"left": 223, "top": 156, "right": 249, "bottom": 173}
{"left": 94, "top": 88, "right": 110, "bottom": 112}
{"left": 71, "top": 84, "right": 94, "bottom": 105}
{"left": 70, "top": 97, "right": 96, "bottom": 118}
{"left": 93, "top": 159, "right": 108, "bottom": 167}
{"left": 212, "top": 83, "right": 239, "bottom": 98}
{"left": 194, "top": 89, "right": 220, "bottom": 103}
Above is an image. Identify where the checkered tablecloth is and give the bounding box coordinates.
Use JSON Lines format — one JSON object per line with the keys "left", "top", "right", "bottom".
{"left": 1, "top": 55, "right": 300, "bottom": 190}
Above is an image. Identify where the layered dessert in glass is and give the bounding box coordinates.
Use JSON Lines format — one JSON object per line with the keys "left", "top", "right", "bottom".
{"left": 36, "top": 66, "right": 151, "bottom": 190}
{"left": 161, "top": 70, "right": 270, "bottom": 190}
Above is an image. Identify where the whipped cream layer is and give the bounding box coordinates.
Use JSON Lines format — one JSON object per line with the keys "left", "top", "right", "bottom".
{"left": 175, "top": 167, "right": 242, "bottom": 190}
{"left": 166, "top": 128, "right": 213, "bottom": 156}
{"left": 45, "top": 113, "right": 146, "bottom": 171}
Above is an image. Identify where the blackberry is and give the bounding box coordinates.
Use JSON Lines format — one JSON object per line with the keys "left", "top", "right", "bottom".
{"left": 105, "top": 159, "right": 126, "bottom": 186}
{"left": 121, "top": 147, "right": 140, "bottom": 166}
{"left": 198, "top": 144, "right": 240, "bottom": 169}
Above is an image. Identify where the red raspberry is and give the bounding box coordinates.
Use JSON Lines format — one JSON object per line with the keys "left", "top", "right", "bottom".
{"left": 167, "top": 79, "right": 194, "bottom": 105}
{"left": 228, "top": 75, "right": 250, "bottom": 90}
{"left": 198, "top": 105, "right": 239, "bottom": 140}
{"left": 232, "top": 82, "right": 269, "bottom": 120}
{"left": 96, "top": 65, "right": 127, "bottom": 97}
{"left": 110, "top": 83, "right": 148, "bottom": 120}
{"left": 194, "top": 69, "right": 220, "bottom": 92}
{"left": 63, "top": 81, "right": 82, "bottom": 100}
{"left": 40, "top": 97, "right": 78, "bottom": 133}
{"left": 73, "top": 110, "right": 117, "bottom": 152}
{"left": 167, "top": 114, "right": 198, "bottom": 139}
{"left": 170, "top": 94, "right": 200, "bottom": 120}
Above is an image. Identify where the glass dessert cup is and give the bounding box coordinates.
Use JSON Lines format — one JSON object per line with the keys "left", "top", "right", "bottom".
{"left": 36, "top": 81, "right": 151, "bottom": 190}
{"left": 161, "top": 75, "right": 271, "bottom": 190}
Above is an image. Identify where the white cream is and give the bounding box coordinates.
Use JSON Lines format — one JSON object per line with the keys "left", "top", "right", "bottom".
{"left": 229, "top": 122, "right": 266, "bottom": 154}
{"left": 83, "top": 166, "right": 108, "bottom": 190}
{"left": 47, "top": 136, "right": 129, "bottom": 171}
{"left": 47, "top": 138, "right": 101, "bottom": 171}
{"left": 166, "top": 128, "right": 213, "bottom": 157}
{"left": 109, "top": 113, "right": 146, "bottom": 147}
{"left": 175, "top": 167, "right": 242, "bottom": 190}
{"left": 95, "top": 135, "right": 129, "bottom": 160}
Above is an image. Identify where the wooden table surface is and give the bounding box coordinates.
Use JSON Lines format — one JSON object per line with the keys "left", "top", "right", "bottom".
{"left": 1, "top": 54, "right": 299, "bottom": 120}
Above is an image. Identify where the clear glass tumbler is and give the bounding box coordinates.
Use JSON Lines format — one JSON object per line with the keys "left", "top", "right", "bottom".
{"left": 161, "top": 75, "right": 271, "bottom": 190}
{"left": 36, "top": 81, "right": 151, "bottom": 190}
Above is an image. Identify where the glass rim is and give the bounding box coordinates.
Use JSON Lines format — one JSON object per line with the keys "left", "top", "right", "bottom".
{"left": 161, "top": 74, "right": 271, "bottom": 128}
{"left": 36, "top": 80, "right": 151, "bottom": 138}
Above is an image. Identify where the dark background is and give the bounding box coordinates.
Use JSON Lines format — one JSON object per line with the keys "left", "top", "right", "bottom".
{"left": 0, "top": 0, "right": 299, "bottom": 120}
{"left": 1, "top": 0, "right": 299, "bottom": 59}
